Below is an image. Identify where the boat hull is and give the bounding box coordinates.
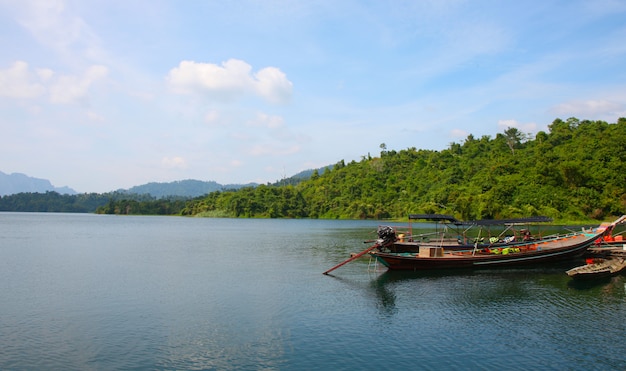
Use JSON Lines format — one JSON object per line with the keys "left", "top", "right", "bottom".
{"left": 566, "top": 256, "right": 626, "bottom": 280}
{"left": 567, "top": 269, "right": 612, "bottom": 281}
{"left": 372, "top": 233, "right": 597, "bottom": 271}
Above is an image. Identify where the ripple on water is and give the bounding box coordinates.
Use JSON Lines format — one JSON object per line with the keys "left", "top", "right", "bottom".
{"left": 1, "top": 214, "right": 625, "bottom": 371}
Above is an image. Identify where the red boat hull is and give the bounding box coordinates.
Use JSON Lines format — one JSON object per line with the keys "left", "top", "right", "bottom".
{"left": 371, "top": 233, "right": 598, "bottom": 271}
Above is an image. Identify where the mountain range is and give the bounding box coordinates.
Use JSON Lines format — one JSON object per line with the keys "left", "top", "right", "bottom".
{"left": 0, "top": 171, "right": 76, "bottom": 196}
{"left": 0, "top": 168, "right": 324, "bottom": 198}
{"left": 119, "top": 180, "right": 258, "bottom": 198}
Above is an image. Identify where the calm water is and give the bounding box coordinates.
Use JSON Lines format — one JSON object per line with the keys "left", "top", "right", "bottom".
{"left": 0, "top": 213, "right": 625, "bottom": 370}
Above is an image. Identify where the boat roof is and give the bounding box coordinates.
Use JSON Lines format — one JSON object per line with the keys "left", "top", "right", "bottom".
{"left": 408, "top": 214, "right": 552, "bottom": 226}
{"left": 408, "top": 214, "right": 460, "bottom": 223}
{"left": 467, "top": 216, "right": 553, "bottom": 225}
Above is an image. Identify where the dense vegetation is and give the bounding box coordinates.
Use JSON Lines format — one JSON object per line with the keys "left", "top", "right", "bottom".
{"left": 0, "top": 191, "right": 161, "bottom": 213}
{"left": 4, "top": 117, "right": 625, "bottom": 221}
{"left": 96, "top": 197, "right": 188, "bottom": 215}
{"left": 176, "top": 117, "right": 626, "bottom": 221}
{"left": 0, "top": 192, "right": 107, "bottom": 212}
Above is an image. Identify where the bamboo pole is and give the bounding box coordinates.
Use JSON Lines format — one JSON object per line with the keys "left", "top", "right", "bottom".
{"left": 323, "top": 244, "right": 379, "bottom": 275}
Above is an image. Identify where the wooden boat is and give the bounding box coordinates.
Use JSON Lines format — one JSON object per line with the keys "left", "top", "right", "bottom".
{"left": 566, "top": 256, "right": 626, "bottom": 280}
{"left": 369, "top": 215, "right": 626, "bottom": 271}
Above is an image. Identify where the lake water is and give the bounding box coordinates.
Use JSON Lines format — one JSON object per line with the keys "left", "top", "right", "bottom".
{"left": 0, "top": 212, "right": 625, "bottom": 370}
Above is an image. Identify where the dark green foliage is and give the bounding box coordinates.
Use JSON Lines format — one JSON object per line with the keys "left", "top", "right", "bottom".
{"left": 0, "top": 191, "right": 158, "bottom": 213}
{"left": 96, "top": 197, "right": 188, "bottom": 215}
{"left": 0, "top": 191, "right": 116, "bottom": 212}
{"left": 181, "top": 117, "right": 626, "bottom": 221}
{"left": 180, "top": 185, "right": 307, "bottom": 218}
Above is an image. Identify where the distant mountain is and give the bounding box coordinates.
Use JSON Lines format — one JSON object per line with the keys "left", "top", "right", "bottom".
{"left": 0, "top": 171, "right": 76, "bottom": 196}
{"left": 120, "top": 179, "right": 259, "bottom": 199}
{"left": 0, "top": 165, "right": 330, "bottom": 199}
{"left": 118, "top": 168, "right": 333, "bottom": 198}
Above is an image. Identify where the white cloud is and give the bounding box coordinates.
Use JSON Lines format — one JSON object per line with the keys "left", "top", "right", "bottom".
{"left": 86, "top": 110, "right": 105, "bottom": 122}
{"left": 49, "top": 65, "right": 107, "bottom": 104}
{"left": 497, "top": 119, "right": 538, "bottom": 133}
{"left": 12, "top": 0, "right": 101, "bottom": 60}
{"left": 0, "top": 61, "right": 46, "bottom": 99}
{"left": 551, "top": 99, "right": 624, "bottom": 118}
{"left": 248, "top": 112, "right": 284, "bottom": 129}
{"left": 162, "top": 156, "right": 188, "bottom": 169}
{"left": 248, "top": 144, "right": 301, "bottom": 156}
{"left": 167, "top": 59, "right": 292, "bottom": 104}
{"left": 0, "top": 61, "right": 107, "bottom": 104}
{"left": 450, "top": 128, "right": 468, "bottom": 138}
{"left": 167, "top": 59, "right": 250, "bottom": 96}
{"left": 254, "top": 67, "right": 293, "bottom": 104}
{"left": 36, "top": 68, "right": 54, "bottom": 81}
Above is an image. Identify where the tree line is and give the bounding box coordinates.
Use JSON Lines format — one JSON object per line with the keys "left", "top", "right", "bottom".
{"left": 0, "top": 191, "right": 163, "bottom": 213}
{"left": 177, "top": 117, "right": 626, "bottom": 221}
{"left": 4, "top": 117, "right": 625, "bottom": 221}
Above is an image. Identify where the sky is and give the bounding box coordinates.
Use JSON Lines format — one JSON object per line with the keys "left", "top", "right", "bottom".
{"left": 1, "top": 0, "right": 625, "bottom": 193}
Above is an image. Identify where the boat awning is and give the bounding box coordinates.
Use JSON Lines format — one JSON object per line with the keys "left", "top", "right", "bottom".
{"left": 407, "top": 214, "right": 552, "bottom": 226}
{"left": 466, "top": 216, "right": 553, "bottom": 226}
{"left": 408, "top": 214, "right": 461, "bottom": 224}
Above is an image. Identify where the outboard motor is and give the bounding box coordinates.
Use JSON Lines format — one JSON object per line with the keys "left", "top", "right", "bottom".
{"left": 376, "top": 226, "right": 397, "bottom": 247}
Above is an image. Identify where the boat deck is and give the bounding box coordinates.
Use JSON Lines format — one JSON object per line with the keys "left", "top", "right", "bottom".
{"left": 409, "top": 234, "right": 593, "bottom": 258}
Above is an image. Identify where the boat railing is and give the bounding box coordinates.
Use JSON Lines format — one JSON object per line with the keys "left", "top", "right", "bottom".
{"left": 377, "top": 224, "right": 594, "bottom": 251}
{"left": 378, "top": 224, "right": 550, "bottom": 245}
{"left": 401, "top": 214, "right": 558, "bottom": 244}
{"left": 452, "top": 231, "right": 592, "bottom": 256}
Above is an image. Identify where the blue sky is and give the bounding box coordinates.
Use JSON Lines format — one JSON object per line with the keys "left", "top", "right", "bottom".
{"left": 1, "top": 0, "right": 625, "bottom": 193}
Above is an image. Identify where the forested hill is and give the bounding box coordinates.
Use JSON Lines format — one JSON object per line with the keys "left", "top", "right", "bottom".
{"left": 0, "top": 171, "right": 76, "bottom": 196}
{"left": 123, "top": 179, "right": 257, "bottom": 198}
{"left": 173, "top": 117, "right": 626, "bottom": 221}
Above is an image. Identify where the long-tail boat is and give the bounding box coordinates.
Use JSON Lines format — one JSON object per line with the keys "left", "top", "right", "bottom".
{"left": 368, "top": 215, "right": 626, "bottom": 271}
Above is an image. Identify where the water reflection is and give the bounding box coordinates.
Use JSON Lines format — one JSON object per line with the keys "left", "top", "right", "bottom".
{"left": 567, "top": 273, "right": 626, "bottom": 293}
{"left": 3, "top": 213, "right": 625, "bottom": 371}
{"left": 325, "top": 273, "right": 398, "bottom": 316}
{"left": 367, "top": 275, "right": 398, "bottom": 316}
{"left": 360, "top": 268, "right": 626, "bottom": 318}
